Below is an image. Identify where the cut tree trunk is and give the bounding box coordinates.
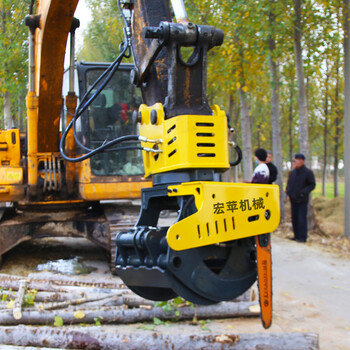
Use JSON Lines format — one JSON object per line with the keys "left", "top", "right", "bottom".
{"left": 0, "top": 301, "right": 260, "bottom": 325}
{"left": 0, "top": 273, "right": 125, "bottom": 292}
{"left": 13, "top": 280, "right": 27, "bottom": 320}
{"left": 0, "top": 325, "right": 320, "bottom": 350}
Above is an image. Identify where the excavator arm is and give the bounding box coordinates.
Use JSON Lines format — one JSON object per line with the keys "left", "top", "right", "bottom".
{"left": 28, "top": 0, "right": 79, "bottom": 153}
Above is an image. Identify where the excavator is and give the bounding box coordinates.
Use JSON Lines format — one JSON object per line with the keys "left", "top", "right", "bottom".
{"left": 0, "top": 1, "right": 152, "bottom": 271}
{"left": 0, "top": 0, "right": 280, "bottom": 328}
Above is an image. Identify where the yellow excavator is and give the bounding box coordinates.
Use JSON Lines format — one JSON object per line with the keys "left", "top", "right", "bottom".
{"left": 0, "top": 0, "right": 151, "bottom": 270}
{"left": 0, "top": 0, "right": 280, "bottom": 328}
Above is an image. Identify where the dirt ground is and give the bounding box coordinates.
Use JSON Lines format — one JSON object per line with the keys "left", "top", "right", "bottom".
{"left": 1, "top": 198, "right": 349, "bottom": 349}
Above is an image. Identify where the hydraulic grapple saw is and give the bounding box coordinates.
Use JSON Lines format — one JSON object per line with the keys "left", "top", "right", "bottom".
{"left": 112, "top": 0, "right": 280, "bottom": 327}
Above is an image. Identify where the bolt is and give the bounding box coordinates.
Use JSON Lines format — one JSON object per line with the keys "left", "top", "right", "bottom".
{"left": 130, "top": 68, "right": 139, "bottom": 86}
{"left": 151, "top": 109, "right": 158, "bottom": 125}
{"left": 132, "top": 110, "right": 140, "bottom": 124}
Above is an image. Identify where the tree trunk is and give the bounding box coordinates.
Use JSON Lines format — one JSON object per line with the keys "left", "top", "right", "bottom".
{"left": 4, "top": 91, "right": 13, "bottom": 129}
{"left": 293, "top": 0, "right": 314, "bottom": 230}
{"left": 288, "top": 85, "right": 294, "bottom": 167}
{"left": 0, "top": 326, "right": 319, "bottom": 350}
{"left": 239, "top": 88, "right": 253, "bottom": 181}
{"left": 0, "top": 301, "right": 260, "bottom": 325}
{"left": 293, "top": 0, "right": 309, "bottom": 162}
{"left": 18, "top": 95, "right": 23, "bottom": 132}
{"left": 13, "top": 280, "right": 27, "bottom": 320}
{"left": 322, "top": 70, "right": 330, "bottom": 197}
{"left": 333, "top": 50, "right": 341, "bottom": 198}
{"left": 268, "top": 2, "right": 285, "bottom": 219}
{"left": 344, "top": 0, "right": 350, "bottom": 237}
{"left": 0, "top": 273, "right": 125, "bottom": 291}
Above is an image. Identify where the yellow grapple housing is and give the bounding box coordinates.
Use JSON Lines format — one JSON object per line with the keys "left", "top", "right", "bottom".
{"left": 139, "top": 104, "right": 230, "bottom": 178}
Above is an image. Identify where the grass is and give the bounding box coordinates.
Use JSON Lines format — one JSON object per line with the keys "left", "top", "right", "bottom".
{"left": 313, "top": 181, "right": 344, "bottom": 198}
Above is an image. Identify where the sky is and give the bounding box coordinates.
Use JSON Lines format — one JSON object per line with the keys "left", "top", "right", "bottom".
{"left": 74, "top": 0, "right": 92, "bottom": 49}
{"left": 64, "top": 0, "right": 92, "bottom": 67}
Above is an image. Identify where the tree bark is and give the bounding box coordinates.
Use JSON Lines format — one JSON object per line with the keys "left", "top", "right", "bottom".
{"left": 333, "top": 49, "right": 341, "bottom": 198}
{"left": 228, "top": 93, "right": 240, "bottom": 182}
{"left": 344, "top": 0, "right": 350, "bottom": 237}
{"left": 322, "top": 69, "right": 330, "bottom": 197}
{"left": 18, "top": 95, "right": 23, "bottom": 132}
{"left": 268, "top": 1, "right": 285, "bottom": 219}
{"left": 293, "top": 0, "right": 309, "bottom": 162}
{"left": 0, "top": 301, "right": 260, "bottom": 325}
{"left": 288, "top": 85, "right": 294, "bottom": 167}
{"left": 0, "top": 325, "right": 320, "bottom": 350}
{"left": 239, "top": 88, "right": 253, "bottom": 181}
{"left": 0, "top": 273, "right": 125, "bottom": 292}
{"left": 13, "top": 280, "right": 27, "bottom": 320}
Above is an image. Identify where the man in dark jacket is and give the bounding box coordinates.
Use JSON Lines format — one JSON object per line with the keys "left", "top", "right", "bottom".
{"left": 266, "top": 151, "right": 278, "bottom": 184}
{"left": 286, "top": 153, "right": 316, "bottom": 242}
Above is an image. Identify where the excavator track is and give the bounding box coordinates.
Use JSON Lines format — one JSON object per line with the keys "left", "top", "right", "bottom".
{"left": 105, "top": 204, "right": 141, "bottom": 275}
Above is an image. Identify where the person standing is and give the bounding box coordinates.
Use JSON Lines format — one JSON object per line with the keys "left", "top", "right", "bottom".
{"left": 251, "top": 148, "right": 270, "bottom": 184}
{"left": 265, "top": 151, "right": 278, "bottom": 184}
{"left": 286, "top": 153, "right": 316, "bottom": 242}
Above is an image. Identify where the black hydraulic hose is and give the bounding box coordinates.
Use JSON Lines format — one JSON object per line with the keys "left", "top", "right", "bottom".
{"left": 60, "top": 131, "right": 143, "bottom": 163}
{"left": 29, "top": 0, "right": 35, "bottom": 14}
{"left": 230, "top": 145, "right": 242, "bottom": 167}
{"left": 72, "top": 46, "right": 128, "bottom": 152}
{"left": 60, "top": 0, "right": 134, "bottom": 161}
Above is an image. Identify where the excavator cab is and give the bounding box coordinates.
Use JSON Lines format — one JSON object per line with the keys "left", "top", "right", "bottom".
{"left": 60, "top": 62, "right": 150, "bottom": 201}
{"left": 77, "top": 62, "right": 143, "bottom": 177}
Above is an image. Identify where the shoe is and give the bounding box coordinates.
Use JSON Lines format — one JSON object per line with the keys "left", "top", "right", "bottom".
{"left": 296, "top": 239, "right": 306, "bottom": 243}
{"left": 288, "top": 237, "right": 296, "bottom": 241}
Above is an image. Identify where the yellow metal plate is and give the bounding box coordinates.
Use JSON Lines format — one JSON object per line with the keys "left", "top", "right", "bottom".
{"left": 167, "top": 182, "right": 280, "bottom": 251}
{"left": 0, "top": 167, "right": 23, "bottom": 185}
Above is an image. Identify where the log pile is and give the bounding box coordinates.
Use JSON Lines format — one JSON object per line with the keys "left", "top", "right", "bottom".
{"left": 0, "top": 273, "right": 258, "bottom": 326}
{"left": 0, "top": 273, "right": 319, "bottom": 349}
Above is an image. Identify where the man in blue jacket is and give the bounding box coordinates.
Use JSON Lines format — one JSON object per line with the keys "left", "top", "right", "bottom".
{"left": 286, "top": 153, "right": 316, "bottom": 242}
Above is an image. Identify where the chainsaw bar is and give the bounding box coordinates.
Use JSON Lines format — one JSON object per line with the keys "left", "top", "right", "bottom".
{"left": 256, "top": 233, "right": 272, "bottom": 329}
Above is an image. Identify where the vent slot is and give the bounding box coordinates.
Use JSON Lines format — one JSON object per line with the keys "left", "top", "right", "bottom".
{"left": 248, "top": 215, "right": 259, "bottom": 222}
{"left": 196, "top": 122, "right": 214, "bottom": 127}
{"left": 197, "top": 225, "right": 201, "bottom": 239}
{"left": 197, "top": 153, "right": 215, "bottom": 157}
{"left": 167, "top": 125, "right": 176, "bottom": 133}
{"left": 232, "top": 217, "right": 235, "bottom": 230}
{"left": 168, "top": 149, "right": 177, "bottom": 157}
{"left": 168, "top": 137, "right": 176, "bottom": 145}
{"left": 0, "top": 142, "right": 8, "bottom": 151}
{"left": 196, "top": 133, "right": 214, "bottom": 137}
{"left": 197, "top": 143, "right": 215, "bottom": 147}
